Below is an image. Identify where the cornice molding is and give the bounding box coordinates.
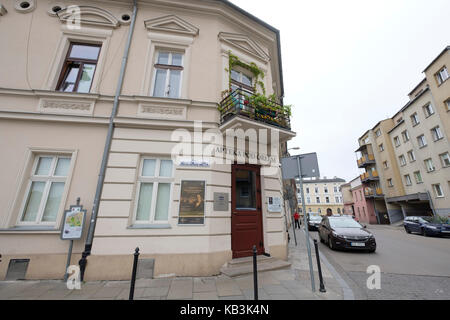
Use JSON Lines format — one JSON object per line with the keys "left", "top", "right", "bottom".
{"left": 144, "top": 14, "right": 199, "bottom": 36}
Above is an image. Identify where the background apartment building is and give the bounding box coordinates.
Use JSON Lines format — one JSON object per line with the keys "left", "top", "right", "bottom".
{"left": 0, "top": 0, "right": 295, "bottom": 280}
{"left": 355, "top": 46, "right": 450, "bottom": 223}
{"left": 296, "top": 177, "right": 345, "bottom": 216}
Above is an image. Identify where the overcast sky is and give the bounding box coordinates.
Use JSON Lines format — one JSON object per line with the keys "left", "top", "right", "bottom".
{"left": 229, "top": 0, "right": 450, "bottom": 182}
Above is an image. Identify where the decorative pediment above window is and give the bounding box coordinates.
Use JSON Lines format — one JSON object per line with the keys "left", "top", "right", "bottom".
{"left": 219, "top": 32, "right": 270, "bottom": 62}
{"left": 57, "top": 6, "right": 120, "bottom": 28}
{"left": 144, "top": 15, "right": 199, "bottom": 36}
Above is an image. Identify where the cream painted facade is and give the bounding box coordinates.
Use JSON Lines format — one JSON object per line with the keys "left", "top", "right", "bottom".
{"left": 355, "top": 47, "right": 450, "bottom": 223}
{"left": 0, "top": 0, "right": 295, "bottom": 280}
{"left": 296, "top": 178, "right": 345, "bottom": 216}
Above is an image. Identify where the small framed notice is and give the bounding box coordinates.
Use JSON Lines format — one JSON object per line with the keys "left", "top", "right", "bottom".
{"left": 60, "top": 205, "right": 86, "bottom": 240}
{"left": 267, "top": 196, "right": 282, "bottom": 213}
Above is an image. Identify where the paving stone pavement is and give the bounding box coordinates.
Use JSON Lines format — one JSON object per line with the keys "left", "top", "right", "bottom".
{"left": 0, "top": 227, "right": 346, "bottom": 300}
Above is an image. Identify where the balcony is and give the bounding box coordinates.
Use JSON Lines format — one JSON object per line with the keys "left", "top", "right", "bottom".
{"left": 364, "top": 187, "right": 384, "bottom": 199}
{"left": 219, "top": 88, "right": 291, "bottom": 131}
{"left": 357, "top": 154, "right": 376, "bottom": 168}
{"left": 360, "top": 170, "right": 380, "bottom": 183}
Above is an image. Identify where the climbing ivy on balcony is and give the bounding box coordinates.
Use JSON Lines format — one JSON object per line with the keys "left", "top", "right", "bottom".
{"left": 220, "top": 51, "right": 292, "bottom": 118}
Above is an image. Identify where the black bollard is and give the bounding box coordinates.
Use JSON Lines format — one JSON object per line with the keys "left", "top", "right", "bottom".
{"left": 313, "top": 239, "right": 326, "bottom": 293}
{"left": 129, "top": 247, "right": 140, "bottom": 300}
{"left": 252, "top": 245, "right": 258, "bottom": 301}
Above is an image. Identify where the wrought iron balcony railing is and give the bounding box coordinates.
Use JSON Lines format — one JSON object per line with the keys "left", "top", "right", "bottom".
{"left": 219, "top": 88, "right": 291, "bottom": 130}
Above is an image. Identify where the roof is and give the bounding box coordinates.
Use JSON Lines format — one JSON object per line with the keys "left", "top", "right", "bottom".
{"left": 423, "top": 46, "right": 450, "bottom": 73}
{"left": 217, "top": 0, "right": 284, "bottom": 98}
{"left": 407, "top": 78, "right": 427, "bottom": 97}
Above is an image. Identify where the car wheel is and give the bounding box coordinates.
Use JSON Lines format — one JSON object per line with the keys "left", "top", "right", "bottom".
{"left": 405, "top": 227, "right": 411, "bottom": 234}
{"left": 422, "top": 228, "right": 429, "bottom": 237}
{"left": 328, "top": 236, "right": 334, "bottom": 250}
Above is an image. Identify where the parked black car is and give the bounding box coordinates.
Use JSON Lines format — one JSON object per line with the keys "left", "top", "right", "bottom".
{"left": 318, "top": 216, "right": 376, "bottom": 252}
{"left": 404, "top": 216, "right": 450, "bottom": 237}
{"left": 307, "top": 214, "right": 323, "bottom": 231}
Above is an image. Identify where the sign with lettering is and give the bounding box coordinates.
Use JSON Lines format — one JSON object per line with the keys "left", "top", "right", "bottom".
{"left": 267, "top": 196, "right": 282, "bottom": 213}
{"left": 179, "top": 181, "right": 206, "bottom": 225}
{"left": 214, "top": 193, "right": 229, "bottom": 211}
{"left": 61, "top": 205, "right": 86, "bottom": 240}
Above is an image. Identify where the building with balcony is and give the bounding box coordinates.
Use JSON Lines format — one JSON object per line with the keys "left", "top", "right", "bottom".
{"left": 354, "top": 46, "right": 450, "bottom": 223}
{"left": 349, "top": 176, "right": 379, "bottom": 225}
{"left": 296, "top": 177, "right": 346, "bottom": 216}
{"left": 0, "top": 0, "right": 295, "bottom": 280}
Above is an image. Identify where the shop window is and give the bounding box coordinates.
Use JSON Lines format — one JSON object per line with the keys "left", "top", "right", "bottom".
{"left": 134, "top": 158, "right": 174, "bottom": 224}
{"left": 18, "top": 155, "right": 71, "bottom": 225}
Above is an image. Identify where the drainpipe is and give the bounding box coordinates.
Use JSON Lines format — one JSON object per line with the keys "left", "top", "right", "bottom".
{"left": 78, "top": 0, "right": 138, "bottom": 281}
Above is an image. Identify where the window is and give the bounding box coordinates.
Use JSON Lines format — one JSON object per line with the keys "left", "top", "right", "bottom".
{"left": 134, "top": 158, "right": 174, "bottom": 224}
{"left": 306, "top": 187, "right": 310, "bottom": 194}
{"left": 335, "top": 196, "right": 340, "bottom": 203}
{"left": 379, "top": 143, "right": 384, "bottom": 152}
{"left": 307, "top": 197, "right": 311, "bottom": 204}
{"left": 407, "top": 150, "right": 416, "bottom": 162}
{"left": 414, "top": 171, "right": 423, "bottom": 184}
{"left": 423, "top": 104, "right": 434, "bottom": 117}
{"left": 19, "top": 156, "right": 71, "bottom": 225}
{"left": 324, "top": 187, "right": 329, "bottom": 194}
{"left": 315, "top": 187, "right": 319, "bottom": 194}
{"left": 411, "top": 113, "right": 420, "bottom": 126}
{"left": 432, "top": 184, "right": 444, "bottom": 198}
{"left": 417, "top": 135, "right": 427, "bottom": 148}
{"left": 334, "top": 186, "right": 338, "bottom": 193}
{"left": 326, "top": 197, "right": 330, "bottom": 203}
{"left": 383, "top": 161, "right": 388, "bottom": 169}
{"left": 231, "top": 69, "right": 253, "bottom": 92}
{"left": 387, "top": 179, "right": 393, "bottom": 187}
{"left": 152, "top": 51, "right": 184, "bottom": 98}
{"left": 337, "top": 208, "right": 341, "bottom": 214}
{"left": 399, "top": 155, "right": 407, "bottom": 166}
{"left": 404, "top": 174, "right": 412, "bottom": 186}
{"left": 401, "top": 130, "right": 410, "bottom": 142}
{"left": 439, "top": 152, "right": 450, "bottom": 167}
{"left": 424, "top": 158, "right": 435, "bottom": 172}
{"left": 56, "top": 43, "right": 101, "bottom": 93}
{"left": 359, "top": 190, "right": 362, "bottom": 201}
{"left": 445, "top": 98, "right": 450, "bottom": 111}
{"left": 436, "top": 67, "right": 449, "bottom": 85}
{"left": 316, "top": 197, "right": 320, "bottom": 204}
{"left": 394, "top": 136, "right": 401, "bottom": 147}
{"left": 362, "top": 207, "right": 366, "bottom": 217}
{"left": 431, "top": 126, "right": 443, "bottom": 141}
{"left": 375, "top": 129, "right": 381, "bottom": 137}
{"left": 318, "top": 208, "right": 322, "bottom": 214}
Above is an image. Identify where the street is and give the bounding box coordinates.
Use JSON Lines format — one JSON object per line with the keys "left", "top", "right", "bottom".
{"left": 308, "top": 224, "right": 450, "bottom": 300}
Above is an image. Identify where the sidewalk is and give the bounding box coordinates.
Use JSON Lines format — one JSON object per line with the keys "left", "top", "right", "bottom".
{"left": 0, "top": 227, "right": 346, "bottom": 300}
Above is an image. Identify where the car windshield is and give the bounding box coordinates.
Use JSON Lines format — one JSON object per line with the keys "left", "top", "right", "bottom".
{"left": 417, "top": 217, "right": 431, "bottom": 224}
{"left": 329, "top": 218, "right": 362, "bottom": 228}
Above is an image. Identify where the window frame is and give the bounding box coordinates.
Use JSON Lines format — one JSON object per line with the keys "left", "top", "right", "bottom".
{"left": 56, "top": 42, "right": 102, "bottom": 93}
{"left": 132, "top": 158, "right": 175, "bottom": 226}
{"left": 17, "top": 155, "right": 72, "bottom": 226}
{"left": 439, "top": 152, "right": 450, "bottom": 168}
{"left": 394, "top": 136, "right": 401, "bottom": 147}
{"left": 423, "top": 103, "right": 435, "bottom": 118}
{"left": 431, "top": 126, "right": 443, "bottom": 142}
{"left": 432, "top": 184, "right": 444, "bottom": 198}
{"left": 399, "top": 155, "right": 407, "bottom": 167}
{"left": 230, "top": 68, "right": 254, "bottom": 92}
{"left": 410, "top": 113, "right": 420, "bottom": 126}
{"left": 413, "top": 171, "right": 423, "bottom": 184}
{"left": 379, "top": 143, "right": 384, "bottom": 152}
{"left": 417, "top": 134, "right": 427, "bottom": 148}
{"left": 424, "top": 158, "right": 435, "bottom": 173}
{"left": 151, "top": 51, "right": 184, "bottom": 99}
{"left": 436, "top": 66, "right": 449, "bottom": 85}
{"left": 407, "top": 150, "right": 416, "bottom": 162}
{"left": 401, "top": 130, "right": 410, "bottom": 142}
{"left": 387, "top": 178, "right": 393, "bottom": 187}
{"left": 404, "top": 174, "right": 412, "bottom": 186}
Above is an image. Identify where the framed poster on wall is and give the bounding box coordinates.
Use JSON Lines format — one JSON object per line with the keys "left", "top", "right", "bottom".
{"left": 178, "top": 180, "right": 206, "bottom": 225}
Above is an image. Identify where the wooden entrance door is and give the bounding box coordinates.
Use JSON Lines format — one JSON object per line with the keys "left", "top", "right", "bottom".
{"left": 231, "top": 164, "right": 264, "bottom": 258}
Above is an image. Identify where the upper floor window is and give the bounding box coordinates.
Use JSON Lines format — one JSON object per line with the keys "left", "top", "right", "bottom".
{"left": 334, "top": 186, "right": 338, "bottom": 193}
{"left": 436, "top": 66, "right": 449, "bottom": 85}
{"left": 410, "top": 113, "right": 420, "bottom": 126}
{"left": 432, "top": 184, "right": 444, "bottom": 198}
{"left": 315, "top": 187, "right": 319, "bottom": 194}
{"left": 316, "top": 197, "right": 320, "bottom": 204}
{"left": 423, "top": 104, "right": 434, "bottom": 118}
{"left": 431, "top": 126, "right": 444, "bottom": 141}
{"left": 439, "top": 152, "right": 450, "bottom": 167}
{"left": 394, "top": 136, "right": 401, "bottom": 147}
{"left": 375, "top": 129, "right": 381, "bottom": 137}
{"left": 387, "top": 178, "right": 393, "bottom": 187}
{"left": 404, "top": 174, "right": 412, "bottom": 186}
{"left": 424, "top": 158, "right": 435, "bottom": 173}
{"left": 417, "top": 134, "right": 427, "bottom": 148}
{"left": 407, "top": 150, "right": 416, "bottom": 162}
{"left": 325, "top": 197, "right": 330, "bottom": 203}
{"left": 56, "top": 43, "right": 101, "bottom": 93}
{"left": 324, "top": 187, "right": 329, "bottom": 194}
{"left": 399, "top": 155, "right": 407, "bottom": 167}
{"left": 306, "top": 187, "right": 310, "bottom": 194}
{"left": 379, "top": 143, "right": 384, "bottom": 152}
{"left": 401, "top": 130, "right": 410, "bottom": 142}
{"left": 152, "top": 51, "right": 183, "bottom": 99}
{"left": 230, "top": 69, "right": 253, "bottom": 92}
{"left": 445, "top": 98, "right": 450, "bottom": 111}
{"left": 134, "top": 158, "right": 174, "bottom": 224}
{"left": 413, "top": 171, "right": 423, "bottom": 184}
{"left": 383, "top": 161, "right": 388, "bottom": 169}
{"left": 19, "top": 155, "right": 71, "bottom": 225}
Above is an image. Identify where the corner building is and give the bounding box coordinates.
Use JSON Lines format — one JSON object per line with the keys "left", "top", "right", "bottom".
{"left": 0, "top": 0, "right": 295, "bottom": 280}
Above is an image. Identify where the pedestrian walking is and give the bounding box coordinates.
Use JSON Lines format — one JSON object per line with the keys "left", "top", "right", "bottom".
{"left": 294, "top": 211, "right": 301, "bottom": 229}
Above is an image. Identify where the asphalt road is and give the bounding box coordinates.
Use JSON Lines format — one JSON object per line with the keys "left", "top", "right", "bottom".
{"left": 308, "top": 224, "right": 450, "bottom": 300}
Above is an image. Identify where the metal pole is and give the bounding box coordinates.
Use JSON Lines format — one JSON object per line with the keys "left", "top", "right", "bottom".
{"left": 313, "top": 239, "right": 326, "bottom": 293}
{"left": 79, "top": 0, "right": 138, "bottom": 281}
{"left": 426, "top": 190, "right": 437, "bottom": 217}
{"left": 297, "top": 156, "right": 316, "bottom": 292}
{"left": 129, "top": 247, "right": 140, "bottom": 300}
{"left": 63, "top": 240, "right": 74, "bottom": 282}
{"left": 252, "top": 245, "right": 258, "bottom": 300}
